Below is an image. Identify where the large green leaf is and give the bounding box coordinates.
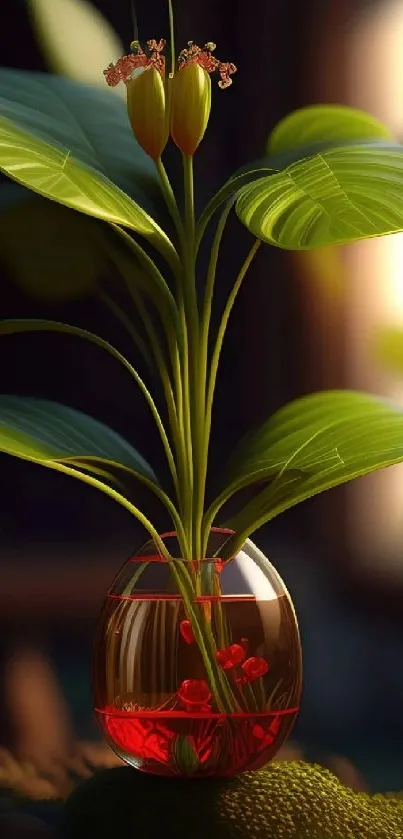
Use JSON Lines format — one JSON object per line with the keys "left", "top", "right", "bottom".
{"left": 0, "top": 71, "right": 176, "bottom": 260}
{"left": 0, "top": 395, "right": 158, "bottom": 482}
{"left": 198, "top": 105, "right": 394, "bottom": 241}
{"left": 235, "top": 142, "right": 403, "bottom": 250}
{"left": 214, "top": 390, "right": 403, "bottom": 537}
{"left": 0, "top": 115, "right": 169, "bottom": 246}
{"left": 0, "top": 69, "right": 157, "bottom": 204}
{"left": 267, "top": 104, "right": 393, "bottom": 156}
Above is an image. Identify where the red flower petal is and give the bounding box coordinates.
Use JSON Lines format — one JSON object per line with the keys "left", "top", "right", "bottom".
{"left": 242, "top": 656, "right": 269, "bottom": 681}
{"left": 216, "top": 643, "right": 245, "bottom": 670}
{"left": 177, "top": 679, "right": 211, "bottom": 707}
{"left": 179, "top": 619, "right": 195, "bottom": 645}
{"left": 104, "top": 714, "right": 174, "bottom": 763}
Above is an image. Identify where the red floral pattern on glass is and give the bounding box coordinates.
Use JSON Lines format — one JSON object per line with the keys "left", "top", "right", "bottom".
{"left": 179, "top": 619, "right": 195, "bottom": 645}
{"left": 216, "top": 643, "right": 245, "bottom": 670}
{"left": 104, "top": 708, "right": 174, "bottom": 763}
{"left": 177, "top": 679, "right": 212, "bottom": 712}
{"left": 242, "top": 656, "right": 269, "bottom": 681}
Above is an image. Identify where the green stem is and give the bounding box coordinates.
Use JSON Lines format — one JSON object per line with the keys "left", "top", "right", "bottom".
{"left": 63, "top": 455, "right": 187, "bottom": 549}
{"left": 182, "top": 154, "right": 204, "bottom": 558}
{"left": 154, "top": 158, "right": 194, "bottom": 550}
{"left": 97, "top": 287, "right": 153, "bottom": 370}
{"left": 171, "top": 560, "right": 238, "bottom": 712}
{"left": 167, "top": 0, "right": 176, "bottom": 76}
{"left": 111, "top": 224, "right": 179, "bottom": 326}
{"left": 0, "top": 318, "right": 178, "bottom": 494}
{"left": 155, "top": 158, "right": 184, "bottom": 240}
{"left": 201, "top": 239, "right": 261, "bottom": 555}
{"left": 195, "top": 202, "right": 234, "bottom": 556}
{"left": 103, "top": 235, "right": 191, "bottom": 539}
{"left": 112, "top": 252, "right": 178, "bottom": 426}
{"left": 41, "top": 459, "right": 172, "bottom": 560}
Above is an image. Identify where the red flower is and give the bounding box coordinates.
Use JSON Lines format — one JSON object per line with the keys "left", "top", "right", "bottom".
{"left": 179, "top": 619, "right": 195, "bottom": 645}
{"left": 241, "top": 656, "right": 269, "bottom": 681}
{"left": 177, "top": 679, "right": 211, "bottom": 712}
{"left": 104, "top": 711, "right": 174, "bottom": 764}
{"left": 216, "top": 643, "right": 245, "bottom": 670}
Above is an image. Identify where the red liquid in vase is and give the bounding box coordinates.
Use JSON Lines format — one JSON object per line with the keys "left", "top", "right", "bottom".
{"left": 93, "top": 589, "right": 301, "bottom": 777}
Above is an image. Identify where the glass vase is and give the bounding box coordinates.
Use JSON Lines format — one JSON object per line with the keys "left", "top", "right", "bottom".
{"left": 93, "top": 528, "right": 302, "bottom": 778}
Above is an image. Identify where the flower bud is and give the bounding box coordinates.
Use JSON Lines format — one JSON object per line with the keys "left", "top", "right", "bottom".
{"left": 170, "top": 62, "right": 211, "bottom": 156}
{"left": 127, "top": 65, "right": 168, "bottom": 160}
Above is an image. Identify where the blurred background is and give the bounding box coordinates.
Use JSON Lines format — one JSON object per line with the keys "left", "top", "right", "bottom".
{"left": 0, "top": 0, "right": 403, "bottom": 795}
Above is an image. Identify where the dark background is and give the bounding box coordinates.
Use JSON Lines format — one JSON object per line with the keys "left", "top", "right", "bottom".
{"left": 0, "top": 0, "right": 402, "bottom": 792}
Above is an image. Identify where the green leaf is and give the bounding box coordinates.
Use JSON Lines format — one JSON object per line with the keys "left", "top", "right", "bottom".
{"left": 197, "top": 105, "right": 393, "bottom": 243}
{"left": 0, "top": 69, "right": 157, "bottom": 204}
{"left": 196, "top": 160, "right": 277, "bottom": 244}
{"left": 28, "top": 0, "right": 125, "bottom": 91}
{"left": 0, "top": 71, "right": 175, "bottom": 260}
{"left": 267, "top": 104, "right": 393, "bottom": 156}
{"left": 0, "top": 114, "right": 165, "bottom": 246}
{"left": 235, "top": 142, "right": 403, "bottom": 250}
{"left": 0, "top": 394, "right": 158, "bottom": 483}
{"left": 217, "top": 390, "right": 403, "bottom": 538}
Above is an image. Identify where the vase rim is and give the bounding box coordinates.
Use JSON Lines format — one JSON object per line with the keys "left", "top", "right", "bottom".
{"left": 158, "top": 527, "right": 235, "bottom": 540}
{"left": 128, "top": 556, "right": 229, "bottom": 567}
{"left": 131, "top": 527, "right": 236, "bottom": 564}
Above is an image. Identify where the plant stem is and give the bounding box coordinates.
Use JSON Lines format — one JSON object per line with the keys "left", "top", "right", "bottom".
{"left": 167, "top": 0, "right": 176, "bottom": 76}
{"left": 171, "top": 560, "right": 238, "bottom": 712}
{"left": 43, "top": 459, "right": 172, "bottom": 559}
{"left": 155, "top": 158, "right": 184, "bottom": 240}
{"left": 111, "top": 224, "right": 179, "bottom": 326}
{"left": 64, "top": 455, "right": 187, "bottom": 547}
{"left": 194, "top": 202, "right": 234, "bottom": 556}
{"left": 154, "top": 159, "right": 194, "bottom": 552}
{"left": 201, "top": 239, "right": 261, "bottom": 555}
{"left": 0, "top": 317, "right": 179, "bottom": 495}
{"left": 181, "top": 155, "right": 206, "bottom": 558}
{"left": 97, "top": 287, "right": 153, "bottom": 370}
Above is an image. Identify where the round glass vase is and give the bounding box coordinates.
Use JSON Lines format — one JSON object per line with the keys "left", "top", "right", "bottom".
{"left": 93, "top": 528, "right": 302, "bottom": 778}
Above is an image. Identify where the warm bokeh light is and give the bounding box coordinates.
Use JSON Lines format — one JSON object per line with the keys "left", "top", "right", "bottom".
{"left": 345, "top": 0, "right": 403, "bottom": 576}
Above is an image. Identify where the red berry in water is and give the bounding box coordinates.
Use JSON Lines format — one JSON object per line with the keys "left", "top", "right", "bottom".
{"left": 179, "top": 619, "right": 195, "bottom": 644}
{"left": 242, "top": 656, "right": 269, "bottom": 681}
{"left": 216, "top": 643, "right": 245, "bottom": 670}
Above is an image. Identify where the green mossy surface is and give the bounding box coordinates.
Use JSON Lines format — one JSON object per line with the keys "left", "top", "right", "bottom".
{"left": 61, "top": 761, "right": 403, "bottom": 839}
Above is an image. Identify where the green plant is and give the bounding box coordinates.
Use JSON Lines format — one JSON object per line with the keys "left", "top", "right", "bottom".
{"left": 2, "top": 1, "right": 403, "bottom": 710}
